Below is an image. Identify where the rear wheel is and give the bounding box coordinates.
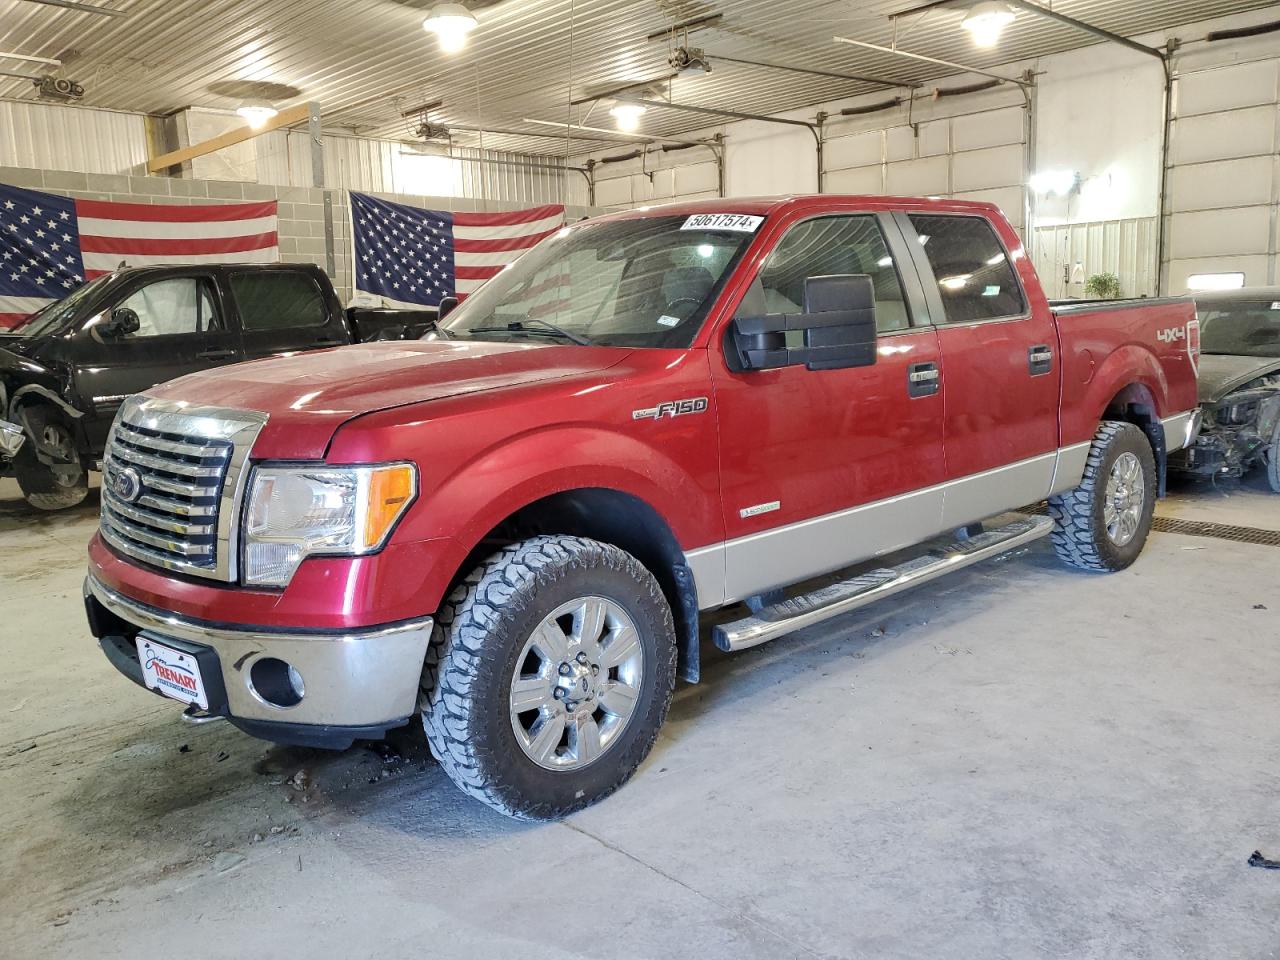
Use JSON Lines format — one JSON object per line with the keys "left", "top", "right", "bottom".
{"left": 420, "top": 535, "right": 677, "bottom": 820}
{"left": 1049, "top": 421, "right": 1157, "bottom": 572}
{"left": 14, "top": 414, "right": 88, "bottom": 511}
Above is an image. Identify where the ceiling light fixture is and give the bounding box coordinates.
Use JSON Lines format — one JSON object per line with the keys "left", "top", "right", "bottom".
{"left": 609, "top": 101, "right": 647, "bottom": 133}
{"left": 235, "top": 99, "right": 278, "bottom": 129}
{"left": 962, "top": 1, "right": 1016, "bottom": 48}
{"left": 423, "top": 3, "right": 478, "bottom": 54}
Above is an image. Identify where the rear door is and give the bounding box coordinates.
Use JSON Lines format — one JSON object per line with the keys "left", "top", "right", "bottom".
{"left": 229, "top": 269, "right": 348, "bottom": 362}
{"left": 709, "top": 210, "right": 947, "bottom": 603}
{"left": 75, "top": 272, "right": 241, "bottom": 453}
{"left": 897, "top": 212, "right": 1061, "bottom": 526}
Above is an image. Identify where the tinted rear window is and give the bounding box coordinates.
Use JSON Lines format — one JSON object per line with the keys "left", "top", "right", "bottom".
{"left": 231, "top": 273, "right": 328, "bottom": 331}
{"left": 909, "top": 215, "right": 1026, "bottom": 323}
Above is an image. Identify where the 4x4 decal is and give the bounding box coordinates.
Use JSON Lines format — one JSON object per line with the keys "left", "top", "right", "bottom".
{"left": 632, "top": 397, "right": 709, "bottom": 421}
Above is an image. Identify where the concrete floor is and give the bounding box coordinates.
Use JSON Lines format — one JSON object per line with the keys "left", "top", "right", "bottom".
{"left": 2, "top": 471, "right": 1278, "bottom": 960}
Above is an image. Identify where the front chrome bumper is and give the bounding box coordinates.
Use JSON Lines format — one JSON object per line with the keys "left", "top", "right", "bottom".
{"left": 85, "top": 574, "right": 432, "bottom": 733}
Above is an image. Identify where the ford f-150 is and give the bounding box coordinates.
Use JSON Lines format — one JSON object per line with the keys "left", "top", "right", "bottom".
{"left": 82, "top": 195, "right": 1200, "bottom": 819}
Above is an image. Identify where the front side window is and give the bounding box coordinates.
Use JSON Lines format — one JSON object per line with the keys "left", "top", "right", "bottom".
{"left": 232, "top": 272, "right": 328, "bottom": 332}
{"left": 117, "top": 277, "right": 221, "bottom": 338}
{"left": 1198, "top": 300, "right": 1280, "bottom": 357}
{"left": 754, "top": 215, "right": 911, "bottom": 333}
{"left": 439, "top": 215, "right": 755, "bottom": 348}
{"left": 909, "top": 214, "right": 1026, "bottom": 323}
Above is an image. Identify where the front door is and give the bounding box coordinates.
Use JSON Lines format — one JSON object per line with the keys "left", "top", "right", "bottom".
{"left": 708, "top": 212, "right": 947, "bottom": 604}
{"left": 75, "top": 272, "right": 241, "bottom": 454}
{"left": 898, "top": 213, "right": 1062, "bottom": 527}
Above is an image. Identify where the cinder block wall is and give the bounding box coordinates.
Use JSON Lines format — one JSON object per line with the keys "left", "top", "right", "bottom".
{"left": 0, "top": 165, "right": 600, "bottom": 302}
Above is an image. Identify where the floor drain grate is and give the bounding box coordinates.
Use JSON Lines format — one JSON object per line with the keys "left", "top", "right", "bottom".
{"left": 1152, "top": 516, "right": 1280, "bottom": 547}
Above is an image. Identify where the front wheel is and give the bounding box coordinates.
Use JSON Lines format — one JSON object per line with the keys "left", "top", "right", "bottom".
{"left": 14, "top": 416, "right": 88, "bottom": 511}
{"left": 421, "top": 535, "right": 677, "bottom": 820}
{"left": 1048, "top": 421, "right": 1157, "bottom": 572}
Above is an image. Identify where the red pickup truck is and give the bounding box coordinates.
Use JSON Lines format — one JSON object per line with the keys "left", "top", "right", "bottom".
{"left": 84, "top": 196, "right": 1200, "bottom": 819}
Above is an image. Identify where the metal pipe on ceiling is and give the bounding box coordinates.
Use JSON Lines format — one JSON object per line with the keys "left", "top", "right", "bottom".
{"left": 0, "top": 52, "right": 61, "bottom": 66}
{"left": 1000, "top": 0, "right": 1167, "bottom": 62}
{"left": 521, "top": 116, "right": 716, "bottom": 150}
{"left": 703, "top": 51, "right": 920, "bottom": 90}
{"left": 832, "top": 36, "right": 1033, "bottom": 87}
{"left": 16, "top": 0, "right": 128, "bottom": 16}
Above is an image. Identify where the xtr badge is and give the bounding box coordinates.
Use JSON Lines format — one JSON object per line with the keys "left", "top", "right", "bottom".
{"left": 632, "top": 397, "right": 709, "bottom": 421}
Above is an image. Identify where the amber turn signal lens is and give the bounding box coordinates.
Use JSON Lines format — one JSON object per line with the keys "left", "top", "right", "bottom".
{"left": 363, "top": 464, "right": 417, "bottom": 549}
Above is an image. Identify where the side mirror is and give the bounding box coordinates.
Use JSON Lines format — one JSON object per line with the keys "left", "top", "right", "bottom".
{"left": 437, "top": 296, "right": 459, "bottom": 321}
{"left": 732, "top": 274, "right": 878, "bottom": 372}
{"left": 102, "top": 306, "right": 141, "bottom": 338}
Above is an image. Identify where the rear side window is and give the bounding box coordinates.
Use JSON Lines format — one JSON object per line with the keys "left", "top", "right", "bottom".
{"left": 908, "top": 215, "right": 1025, "bottom": 323}
{"left": 231, "top": 273, "right": 328, "bottom": 331}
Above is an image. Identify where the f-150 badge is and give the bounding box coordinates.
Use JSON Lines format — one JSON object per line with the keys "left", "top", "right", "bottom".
{"left": 632, "top": 397, "right": 709, "bottom": 421}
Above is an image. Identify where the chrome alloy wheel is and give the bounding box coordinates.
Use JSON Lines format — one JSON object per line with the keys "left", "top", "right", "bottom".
{"left": 1104, "top": 451, "right": 1145, "bottom": 547}
{"left": 508, "top": 597, "right": 645, "bottom": 771}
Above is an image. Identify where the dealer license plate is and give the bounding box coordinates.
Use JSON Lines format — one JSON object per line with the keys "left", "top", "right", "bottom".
{"left": 136, "top": 635, "right": 208, "bottom": 709}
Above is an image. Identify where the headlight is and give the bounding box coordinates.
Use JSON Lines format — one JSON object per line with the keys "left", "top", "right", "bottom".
{"left": 243, "top": 463, "right": 417, "bottom": 587}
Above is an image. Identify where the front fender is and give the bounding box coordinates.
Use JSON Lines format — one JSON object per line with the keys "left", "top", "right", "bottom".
{"left": 400, "top": 424, "right": 721, "bottom": 557}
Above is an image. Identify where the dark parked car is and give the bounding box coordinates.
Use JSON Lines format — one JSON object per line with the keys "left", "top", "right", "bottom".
{"left": 0, "top": 263, "right": 434, "bottom": 510}
{"left": 1170, "top": 287, "right": 1280, "bottom": 491}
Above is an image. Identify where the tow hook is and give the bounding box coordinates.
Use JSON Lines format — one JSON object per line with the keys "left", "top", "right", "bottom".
{"left": 180, "top": 705, "right": 226, "bottom": 725}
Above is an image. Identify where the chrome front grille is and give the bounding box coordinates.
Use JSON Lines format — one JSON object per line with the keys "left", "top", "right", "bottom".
{"left": 100, "top": 396, "right": 267, "bottom": 582}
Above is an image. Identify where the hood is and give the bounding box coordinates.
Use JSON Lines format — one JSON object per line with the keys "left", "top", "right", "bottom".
{"left": 1197, "top": 354, "right": 1280, "bottom": 403}
{"left": 147, "top": 339, "right": 630, "bottom": 458}
{"left": 0, "top": 343, "right": 52, "bottom": 379}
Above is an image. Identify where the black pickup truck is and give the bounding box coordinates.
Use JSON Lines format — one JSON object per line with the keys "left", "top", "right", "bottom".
{"left": 0, "top": 263, "right": 434, "bottom": 510}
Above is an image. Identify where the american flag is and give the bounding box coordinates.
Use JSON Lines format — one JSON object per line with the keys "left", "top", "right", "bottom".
{"left": 351, "top": 191, "right": 564, "bottom": 308}
{"left": 0, "top": 181, "right": 278, "bottom": 327}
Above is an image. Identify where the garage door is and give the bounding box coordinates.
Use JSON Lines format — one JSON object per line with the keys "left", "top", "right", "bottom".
{"left": 822, "top": 94, "right": 1029, "bottom": 236}
{"left": 592, "top": 146, "right": 722, "bottom": 209}
{"left": 1165, "top": 55, "right": 1280, "bottom": 292}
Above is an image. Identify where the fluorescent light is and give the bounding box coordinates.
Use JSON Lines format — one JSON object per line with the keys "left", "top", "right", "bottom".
{"left": 423, "top": 2, "right": 478, "bottom": 54}
{"left": 609, "top": 102, "right": 647, "bottom": 132}
{"left": 236, "top": 99, "right": 278, "bottom": 129}
{"left": 1187, "top": 272, "right": 1245, "bottom": 291}
{"left": 1029, "top": 169, "right": 1079, "bottom": 196}
{"left": 940, "top": 274, "right": 972, "bottom": 290}
{"left": 962, "top": 1, "right": 1015, "bottom": 48}
{"left": 697, "top": 244, "right": 714, "bottom": 257}
{"left": 877, "top": 256, "right": 893, "bottom": 267}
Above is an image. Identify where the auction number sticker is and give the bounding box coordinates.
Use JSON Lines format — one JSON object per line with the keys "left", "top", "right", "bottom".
{"left": 681, "top": 213, "right": 764, "bottom": 232}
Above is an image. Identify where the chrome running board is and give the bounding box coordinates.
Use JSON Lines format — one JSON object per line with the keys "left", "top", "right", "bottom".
{"left": 712, "top": 515, "right": 1055, "bottom": 652}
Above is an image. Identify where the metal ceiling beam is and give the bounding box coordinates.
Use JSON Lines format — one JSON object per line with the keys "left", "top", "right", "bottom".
{"left": 17, "top": 0, "right": 128, "bottom": 16}
{"left": 832, "top": 36, "right": 1033, "bottom": 87}
{"left": 645, "top": 13, "right": 724, "bottom": 42}
{"left": 703, "top": 51, "right": 920, "bottom": 89}
{"left": 1000, "top": 0, "right": 1167, "bottom": 62}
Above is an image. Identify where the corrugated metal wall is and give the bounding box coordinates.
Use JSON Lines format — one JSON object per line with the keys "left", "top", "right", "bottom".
{"left": 1032, "top": 217, "right": 1159, "bottom": 299}
{"left": 254, "top": 129, "right": 572, "bottom": 204}
{"left": 0, "top": 99, "right": 149, "bottom": 175}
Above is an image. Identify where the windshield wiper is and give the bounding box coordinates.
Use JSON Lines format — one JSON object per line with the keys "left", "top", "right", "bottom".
{"left": 467, "top": 316, "right": 593, "bottom": 346}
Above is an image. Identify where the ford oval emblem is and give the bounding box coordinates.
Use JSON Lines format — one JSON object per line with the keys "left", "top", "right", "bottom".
{"left": 113, "top": 466, "right": 143, "bottom": 503}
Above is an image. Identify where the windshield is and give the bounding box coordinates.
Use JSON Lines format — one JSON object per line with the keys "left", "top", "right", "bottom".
{"left": 1198, "top": 299, "right": 1280, "bottom": 358}
{"left": 437, "top": 214, "right": 757, "bottom": 348}
{"left": 12, "top": 275, "right": 110, "bottom": 338}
